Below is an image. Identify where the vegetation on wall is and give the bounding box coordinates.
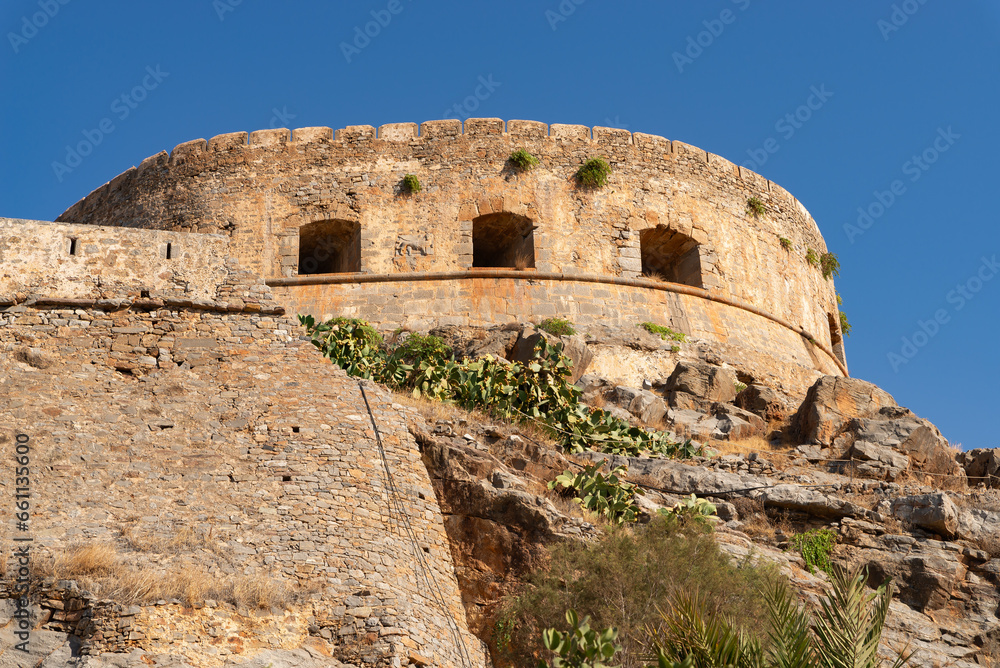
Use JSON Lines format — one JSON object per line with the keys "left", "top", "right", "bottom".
{"left": 639, "top": 322, "right": 687, "bottom": 342}
{"left": 576, "top": 158, "right": 612, "bottom": 188}
{"left": 509, "top": 148, "right": 540, "bottom": 172}
{"left": 836, "top": 293, "right": 852, "bottom": 338}
{"left": 401, "top": 174, "right": 421, "bottom": 193}
{"left": 805, "top": 248, "right": 819, "bottom": 267}
{"left": 820, "top": 252, "right": 840, "bottom": 280}
{"left": 539, "top": 317, "right": 577, "bottom": 337}
{"left": 300, "top": 315, "right": 695, "bottom": 458}
{"left": 746, "top": 196, "right": 766, "bottom": 218}
{"left": 779, "top": 237, "right": 793, "bottom": 250}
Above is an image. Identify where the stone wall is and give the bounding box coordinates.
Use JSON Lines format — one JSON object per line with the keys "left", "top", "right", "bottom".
{"left": 0, "top": 299, "right": 485, "bottom": 666}
{"left": 0, "top": 218, "right": 231, "bottom": 305}
{"left": 270, "top": 272, "right": 844, "bottom": 397}
{"left": 54, "top": 119, "right": 844, "bottom": 360}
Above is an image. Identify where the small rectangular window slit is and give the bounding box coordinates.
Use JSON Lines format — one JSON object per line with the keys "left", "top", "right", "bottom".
{"left": 165, "top": 242, "right": 173, "bottom": 260}
{"left": 68, "top": 238, "right": 77, "bottom": 255}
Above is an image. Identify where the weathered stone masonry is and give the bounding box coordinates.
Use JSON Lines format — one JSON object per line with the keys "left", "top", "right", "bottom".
{"left": 54, "top": 118, "right": 848, "bottom": 394}
{"left": 0, "top": 218, "right": 484, "bottom": 665}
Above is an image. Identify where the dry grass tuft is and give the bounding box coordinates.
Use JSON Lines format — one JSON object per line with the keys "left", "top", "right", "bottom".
{"left": 641, "top": 270, "right": 667, "bottom": 282}
{"left": 513, "top": 249, "right": 534, "bottom": 271}
{"left": 708, "top": 435, "right": 795, "bottom": 469}
{"left": 729, "top": 497, "right": 794, "bottom": 542}
{"left": 34, "top": 542, "right": 298, "bottom": 610}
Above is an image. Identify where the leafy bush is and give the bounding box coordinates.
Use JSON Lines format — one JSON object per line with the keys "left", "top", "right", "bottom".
{"left": 539, "top": 317, "right": 577, "bottom": 336}
{"left": 658, "top": 494, "right": 717, "bottom": 528}
{"left": 576, "top": 158, "right": 612, "bottom": 188}
{"left": 779, "top": 237, "right": 792, "bottom": 250}
{"left": 820, "top": 252, "right": 840, "bottom": 280}
{"left": 549, "top": 461, "right": 643, "bottom": 525}
{"left": 652, "top": 566, "right": 912, "bottom": 668}
{"left": 746, "top": 197, "right": 766, "bottom": 218}
{"left": 538, "top": 610, "right": 622, "bottom": 668}
{"left": 503, "top": 515, "right": 779, "bottom": 668}
{"left": 509, "top": 148, "right": 540, "bottom": 172}
{"left": 805, "top": 248, "right": 820, "bottom": 266}
{"left": 639, "top": 322, "right": 687, "bottom": 342}
{"left": 791, "top": 528, "right": 837, "bottom": 575}
{"left": 839, "top": 311, "right": 851, "bottom": 338}
{"left": 402, "top": 173, "right": 421, "bottom": 193}
{"left": 299, "top": 315, "right": 692, "bottom": 459}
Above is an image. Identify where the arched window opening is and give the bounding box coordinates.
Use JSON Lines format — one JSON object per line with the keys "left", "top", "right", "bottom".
{"left": 472, "top": 212, "right": 535, "bottom": 269}
{"left": 298, "top": 219, "right": 361, "bottom": 274}
{"left": 639, "top": 225, "right": 703, "bottom": 287}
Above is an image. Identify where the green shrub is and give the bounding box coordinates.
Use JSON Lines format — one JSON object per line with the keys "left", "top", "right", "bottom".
{"left": 820, "top": 252, "right": 840, "bottom": 279}
{"left": 639, "top": 322, "right": 687, "bottom": 342}
{"left": 791, "top": 528, "right": 837, "bottom": 575}
{"left": 503, "top": 516, "right": 780, "bottom": 668}
{"left": 839, "top": 311, "right": 852, "bottom": 338}
{"left": 549, "top": 461, "right": 643, "bottom": 525}
{"left": 779, "top": 237, "right": 792, "bottom": 250}
{"left": 509, "top": 148, "right": 540, "bottom": 172}
{"left": 746, "top": 197, "right": 766, "bottom": 218}
{"left": 538, "top": 610, "right": 621, "bottom": 668}
{"left": 658, "top": 494, "right": 717, "bottom": 530}
{"left": 539, "top": 317, "right": 577, "bottom": 337}
{"left": 576, "top": 158, "right": 612, "bottom": 188}
{"left": 402, "top": 174, "right": 421, "bottom": 193}
{"left": 805, "top": 248, "right": 819, "bottom": 266}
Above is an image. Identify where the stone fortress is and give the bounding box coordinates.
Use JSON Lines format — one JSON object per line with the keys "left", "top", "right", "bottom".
{"left": 1, "top": 119, "right": 854, "bottom": 667}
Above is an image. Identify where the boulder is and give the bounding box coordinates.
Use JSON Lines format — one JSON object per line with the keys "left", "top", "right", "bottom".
{"left": 624, "top": 389, "right": 668, "bottom": 425}
{"left": 850, "top": 413, "right": 963, "bottom": 480}
{"left": 429, "top": 324, "right": 520, "bottom": 360}
{"left": 850, "top": 440, "right": 910, "bottom": 480}
{"left": 712, "top": 403, "right": 765, "bottom": 438}
{"left": 795, "top": 376, "right": 963, "bottom": 481}
{"left": 958, "top": 448, "right": 1000, "bottom": 487}
{"left": 735, "top": 382, "right": 789, "bottom": 421}
{"left": 891, "top": 493, "right": 959, "bottom": 538}
{"left": 664, "top": 362, "right": 738, "bottom": 406}
{"left": 795, "top": 376, "right": 896, "bottom": 445}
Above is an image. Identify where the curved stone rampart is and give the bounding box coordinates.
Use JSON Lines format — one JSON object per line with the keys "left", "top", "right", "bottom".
{"left": 55, "top": 119, "right": 844, "bottom": 365}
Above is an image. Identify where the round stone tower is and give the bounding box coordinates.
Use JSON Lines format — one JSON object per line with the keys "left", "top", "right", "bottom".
{"left": 57, "top": 118, "right": 847, "bottom": 395}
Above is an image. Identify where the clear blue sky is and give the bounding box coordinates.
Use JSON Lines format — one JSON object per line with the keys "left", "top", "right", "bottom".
{"left": 2, "top": 2, "right": 998, "bottom": 450}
